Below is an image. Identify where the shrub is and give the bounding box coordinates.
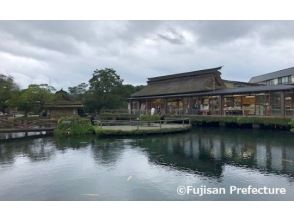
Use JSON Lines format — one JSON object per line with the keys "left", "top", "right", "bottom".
{"left": 139, "top": 114, "right": 160, "bottom": 122}
{"left": 54, "top": 116, "right": 94, "bottom": 136}
{"left": 289, "top": 118, "right": 294, "bottom": 132}
{"left": 188, "top": 115, "right": 290, "bottom": 129}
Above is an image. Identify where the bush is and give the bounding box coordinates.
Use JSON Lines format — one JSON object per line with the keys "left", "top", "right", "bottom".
{"left": 98, "top": 112, "right": 137, "bottom": 120}
{"left": 139, "top": 114, "right": 160, "bottom": 122}
{"left": 188, "top": 115, "right": 291, "bottom": 129}
{"left": 54, "top": 116, "right": 94, "bottom": 136}
{"left": 289, "top": 118, "right": 294, "bottom": 132}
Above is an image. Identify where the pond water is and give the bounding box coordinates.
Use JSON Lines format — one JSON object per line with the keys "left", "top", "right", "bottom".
{"left": 0, "top": 128, "right": 294, "bottom": 200}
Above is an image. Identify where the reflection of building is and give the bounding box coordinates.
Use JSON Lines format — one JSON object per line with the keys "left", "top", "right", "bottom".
{"left": 136, "top": 129, "right": 294, "bottom": 179}
{"left": 129, "top": 66, "right": 294, "bottom": 117}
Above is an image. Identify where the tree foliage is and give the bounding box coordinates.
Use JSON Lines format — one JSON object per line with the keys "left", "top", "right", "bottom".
{"left": 85, "top": 68, "right": 124, "bottom": 112}
{"left": 0, "top": 74, "right": 19, "bottom": 112}
{"left": 68, "top": 83, "right": 88, "bottom": 100}
{"left": 13, "top": 84, "right": 55, "bottom": 115}
{"left": 1, "top": 68, "right": 143, "bottom": 115}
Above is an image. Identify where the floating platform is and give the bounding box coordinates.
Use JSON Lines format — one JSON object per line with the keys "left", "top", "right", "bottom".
{"left": 94, "top": 123, "right": 192, "bottom": 136}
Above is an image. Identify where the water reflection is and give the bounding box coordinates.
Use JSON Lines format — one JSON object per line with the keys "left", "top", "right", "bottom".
{"left": 134, "top": 128, "right": 294, "bottom": 180}
{"left": 90, "top": 138, "right": 125, "bottom": 166}
{"left": 0, "top": 138, "right": 56, "bottom": 164}
{"left": 1, "top": 128, "right": 294, "bottom": 200}
{"left": 1, "top": 128, "right": 294, "bottom": 179}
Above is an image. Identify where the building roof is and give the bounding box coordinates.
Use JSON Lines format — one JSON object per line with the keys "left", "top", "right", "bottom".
{"left": 129, "top": 84, "right": 294, "bottom": 100}
{"left": 131, "top": 67, "right": 225, "bottom": 97}
{"left": 147, "top": 66, "right": 222, "bottom": 82}
{"left": 223, "top": 79, "right": 259, "bottom": 87}
{"left": 249, "top": 67, "right": 294, "bottom": 83}
{"left": 45, "top": 101, "right": 84, "bottom": 109}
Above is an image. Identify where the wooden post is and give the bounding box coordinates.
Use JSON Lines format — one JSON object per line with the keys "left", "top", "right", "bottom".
{"left": 254, "top": 94, "right": 257, "bottom": 116}
{"left": 281, "top": 92, "right": 285, "bottom": 117}
{"left": 164, "top": 99, "right": 167, "bottom": 115}
{"left": 219, "top": 95, "right": 223, "bottom": 116}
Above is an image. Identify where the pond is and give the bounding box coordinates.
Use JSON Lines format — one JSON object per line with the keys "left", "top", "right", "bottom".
{"left": 0, "top": 128, "right": 294, "bottom": 200}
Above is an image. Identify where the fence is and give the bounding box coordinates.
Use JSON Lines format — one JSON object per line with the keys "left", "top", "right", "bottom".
{"left": 0, "top": 117, "right": 57, "bottom": 130}
{"left": 95, "top": 118, "right": 191, "bottom": 130}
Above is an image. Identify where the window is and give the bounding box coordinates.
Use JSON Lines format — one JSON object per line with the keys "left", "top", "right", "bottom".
{"left": 270, "top": 78, "right": 278, "bottom": 85}
{"left": 282, "top": 76, "right": 289, "bottom": 84}
{"left": 291, "top": 75, "right": 294, "bottom": 83}
{"left": 270, "top": 92, "right": 282, "bottom": 116}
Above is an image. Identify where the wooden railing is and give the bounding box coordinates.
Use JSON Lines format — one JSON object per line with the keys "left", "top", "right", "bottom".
{"left": 94, "top": 118, "right": 191, "bottom": 130}
{"left": 0, "top": 117, "right": 57, "bottom": 130}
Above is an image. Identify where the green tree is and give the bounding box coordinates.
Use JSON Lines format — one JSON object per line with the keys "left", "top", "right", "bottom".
{"left": 15, "top": 84, "right": 55, "bottom": 116}
{"left": 0, "top": 74, "right": 19, "bottom": 113}
{"left": 85, "top": 68, "right": 123, "bottom": 112}
{"left": 68, "top": 83, "right": 88, "bottom": 100}
{"left": 115, "top": 84, "right": 145, "bottom": 108}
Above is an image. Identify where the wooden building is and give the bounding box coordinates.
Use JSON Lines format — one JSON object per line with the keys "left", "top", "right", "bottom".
{"left": 129, "top": 67, "right": 294, "bottom": 117}
{"left": 45, "top": 101, "right": 84, "bottom": 119}
{"left": 44, "top": 90, "right": 84, "bottom": 119}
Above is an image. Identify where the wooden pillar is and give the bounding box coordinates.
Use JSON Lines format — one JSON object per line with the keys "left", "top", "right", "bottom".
{"left": 269, "top": 92, "right": 272, "bottom": 116}
{"left": 164, "top": 99, "right": 167, "bottom": 115}
{"left": 281, "top": 92, "right": 285, "bottom": 117}
{"left": 218, "top": 95, "right": 223, "bottom": 116}
{"left": 254, "top": 94, "right": 257, "bottom": 116}
{"left": 187, "top": 97, "right": 191, "bottom": 114}
{"left": 129, "top": 101, "right": 132, "bottom": 114}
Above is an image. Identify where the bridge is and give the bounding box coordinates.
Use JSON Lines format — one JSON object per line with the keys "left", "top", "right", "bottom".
{"left": 0, "top": 117, "right": 57, "bottom": 139}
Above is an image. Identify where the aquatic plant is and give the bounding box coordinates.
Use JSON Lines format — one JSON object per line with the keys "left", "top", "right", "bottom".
{"left": 54, "top": 116, "right": 94, "bottom": 136}
{"left": 289, "top": 118, "right": 294, "bottom": 132}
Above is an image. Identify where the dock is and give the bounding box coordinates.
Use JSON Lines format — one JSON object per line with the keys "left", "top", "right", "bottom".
{"left": 95, "top": 118, "right": 192, "bottom": 136}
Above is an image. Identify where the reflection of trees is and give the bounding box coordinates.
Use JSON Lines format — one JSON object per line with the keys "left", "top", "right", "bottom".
{"left": 1, "top": 128, "right": 294, "bottom": 181}
{"left": 90, "top": 138, "right": 125, "bottom": 166}
{"left": 0, "top": 137, "right": 56, "bottom": 164}
{"left": 135, "top": 133, "right": 224, "bottom": 178}
{"left": 54, "top": 136, "right": 92, "bottom": 151}
{"left": 135, "top": 128, "right": 294, "bottom": 179}
{"left": 0, "top": 136, "right": 125, "bottom": 167}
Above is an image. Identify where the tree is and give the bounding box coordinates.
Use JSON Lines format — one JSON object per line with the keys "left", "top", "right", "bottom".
{"left": 85, "top": 68, "right": 124, "bottom": 112}
{"left": 0, "top": 74, "right": 19, "bottom": 113}
{"left": 115, "top": 84, "right": 145, "bottom": 108}
{"left": 15, "top": 84, "right": 55, "bottom": 116}
{"left": 68, "top": 83, "right": 88, "bottom": 100}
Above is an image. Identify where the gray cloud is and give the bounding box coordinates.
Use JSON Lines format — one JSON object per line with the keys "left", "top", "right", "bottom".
{"left": 1, "top": 21, "right": 294, "bottom": 89}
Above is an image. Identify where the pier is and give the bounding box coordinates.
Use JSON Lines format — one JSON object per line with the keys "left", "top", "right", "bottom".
{"left": 94, "top": 118, "right": 192, "bottom": 136}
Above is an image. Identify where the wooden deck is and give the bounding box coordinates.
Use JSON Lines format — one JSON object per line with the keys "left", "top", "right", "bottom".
{"left": 101, "top": 124, "right": 190, "bottom": 131}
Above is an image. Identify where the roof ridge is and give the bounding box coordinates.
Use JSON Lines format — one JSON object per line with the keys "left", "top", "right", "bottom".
{"left": 249, "top": 66, "right": 294, "bottom": 82}
{"left": 148, "top": 66, "right": 222, "bottom": 82}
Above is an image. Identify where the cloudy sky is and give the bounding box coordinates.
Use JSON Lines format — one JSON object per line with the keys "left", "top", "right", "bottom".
{"left": 1, "top": 20, "right": 294, "bottom": 89}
